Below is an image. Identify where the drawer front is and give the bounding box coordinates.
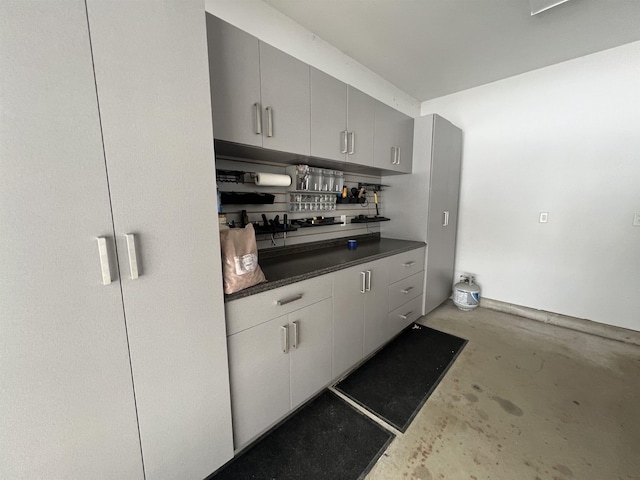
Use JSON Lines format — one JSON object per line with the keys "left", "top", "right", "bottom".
{"left": 388, "top": 271, "right": 424, "bottom": 312}
{"left": 225, "top": 274, "right": 332, "bottom": 335}
{"left": 388, "top": 247, "right": 426, "bottom": 284}
{"left": 387, "top": 295, "right": 424, "bottom": 338}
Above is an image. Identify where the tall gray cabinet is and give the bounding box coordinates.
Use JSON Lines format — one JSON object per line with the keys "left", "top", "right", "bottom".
{"left": 381, "top": 114, "right": 463, "bottom": 314}
{"left": 0, "top": 2, "right": 233, "bottom": 479}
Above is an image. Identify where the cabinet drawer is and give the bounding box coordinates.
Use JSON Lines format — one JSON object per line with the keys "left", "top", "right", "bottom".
{"left": 225, "top": 274, "right": 332, "bottom": 335}
{"left": 388, "top": 247, "right": 426, "bottom": 284}
{"left": 387, "top": 295, "right": 424, "bottom": 338}
{"left": 388, "top": 271, "right": 424, "bottom": 312}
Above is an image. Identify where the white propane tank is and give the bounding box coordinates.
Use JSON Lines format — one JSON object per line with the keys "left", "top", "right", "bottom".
{"left": 453, "top": 275, "right": 480, "bottom": 311}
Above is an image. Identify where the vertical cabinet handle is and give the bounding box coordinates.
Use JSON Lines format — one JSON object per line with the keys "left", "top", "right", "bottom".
{"left": 281, "top": 325, "right": 289, "bottom": 354}
{"left": 443, "top": 211, "right": 450, "bottom": 227}
{"left": 124, "top": 234, "right": 139, "bottom": 280}
{"left": 266, "top": 106, "right": 274, "bottom": 137}
{"left": 348, "top": 132, "right": 355, "bottom": 154}
{"left": 366, "top": 270, "right": 372, "bottom": 292}
{"left": 396, "top": 146, "right": 401, "bottom": 165}
{"left": 96, "top": 237, "right": 112, "bottom": 285}
{"left": 391, "top": 146, "right": 397, "bottom": 165}
{"left": 291, "top": 321, "right": 299, "bottom": 349}
{"left": 360, "top": 271, "right": 366, "bottom": 294}
{"left": 341, "top": 130, "right": 348, "bottom": 154}
{"left": 254, "top": 102, "right": 262, "bottom": 134}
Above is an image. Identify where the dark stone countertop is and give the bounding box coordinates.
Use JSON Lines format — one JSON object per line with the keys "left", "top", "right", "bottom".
{"left": 225, "top": 234, "right": 426, "bottom": 302}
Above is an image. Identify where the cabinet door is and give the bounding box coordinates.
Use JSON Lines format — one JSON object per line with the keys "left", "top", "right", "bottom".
{"left": 227, "top": 316, "right": 291, "bottom": 450}
{"left": 424, "top": 116, "right": 463, "bottom": 314}
{"left": 260, "top": 42, "right": 311, "bottom": 156}
{"left": 363, "top": 259, "right": 391, "bottom": 356}
{"left": 85, "top": 2, "right": 233, "bottom": 478}
{"left": 206, "top": 14, "right": 262, "bottom": 147}
{"left": 332, "top": 265, "right": 367, "bottom": 378}
{"left": 346, "top": 86, "right": 375, "bottom": 167}
{"left": 373, "top": 100, "right": 398, "bottom": 171}
{"left": 289, "top": 298, "right": 333, "bottom": 408}
{"left": 0, "top": 3, "right": 143, "bottom": 478}
{"left": 310, "top": 67, "right": 347, "bottom": 161}
{"left": 395, "top": 109, "right": 414, "bottom": 173}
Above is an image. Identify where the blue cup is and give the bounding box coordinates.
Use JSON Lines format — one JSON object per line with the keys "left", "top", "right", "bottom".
{"left": 347, "top": 239, "right": 357, "bottom": 250}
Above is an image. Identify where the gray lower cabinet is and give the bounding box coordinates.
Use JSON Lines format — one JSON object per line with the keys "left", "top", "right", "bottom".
{"left": 386, "top": 248, "right": 426, "bottom": 337}
{"left": 1, "top": 2, "right": 234, "bottom": 479}
{"left": 332, "top": 258, "right": 390, "bottom": 378}
{"left": 374, "top": 100, "right": 414, "bottom": 173}
{"left": 206, "top": 14, "right": 310, "bottom": 156}
{"left": 225, "top": 278, "right": 333, "bottom": 450}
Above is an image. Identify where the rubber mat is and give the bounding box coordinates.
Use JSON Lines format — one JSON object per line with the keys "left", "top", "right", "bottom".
{"left": 335, "top": 324, "right": 467, "bottom": 432}
{"left": 208, "top": 390, "right": 394, "bottom": 480}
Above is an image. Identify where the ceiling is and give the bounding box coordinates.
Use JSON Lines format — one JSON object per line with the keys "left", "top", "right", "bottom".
{"left": 262, "top": 0, "right": 640, "bottom": 102}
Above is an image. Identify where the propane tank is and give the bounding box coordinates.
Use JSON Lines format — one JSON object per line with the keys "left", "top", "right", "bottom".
{"left": 453, "top": 275, "right": 480, "bottom": 311}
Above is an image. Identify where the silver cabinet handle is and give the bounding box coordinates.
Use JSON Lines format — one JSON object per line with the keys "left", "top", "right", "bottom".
{"left": 97, "top": 237, "right": 112, "bottom": 285}
{"left": 348, "top": 131, "right": 355, "bottom": 154}
{"left": 275, "top": 294, "right": 303, "bottom": 306}
{"left": 291, "top": 321, "right": 299, "bottom": 349}
{"left": 281, "top": 325, "right": 289, "bottom": 353}
{"left": 443, "top": 211, "right": 450, "bottom": 227}
{"left": 366, "top": 270, "right": 372, "bottom": 292}
{"left": 124, "top": 234, "right": 139, "bottom": 280}
{"left": 254, "top": 102, "right": 262, "bottom": 134}
{"left": 391, "top": 146, "right": 397, "bottom": 165}
{"left": 400, "top": 311, "right": 413, "bottom": 320}
{"left": 360, "top": 271, "right": 366, "bottom": 294}
{"left": 341, "top": 130, "right": 348, "bottom": 154}
{"left": 397, "top": 146, "right": 401, "bottom": 165}
{"left": 266, "top": 106, "right": 273, "bottom": 137}
{"left": 401, "top": 286, "right": 414, "bottom": 294}
{"left": 403, "top": 261, "right": 415, "bottom": 268}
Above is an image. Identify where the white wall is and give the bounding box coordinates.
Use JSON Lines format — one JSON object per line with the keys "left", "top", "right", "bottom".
{"left": 421, "top": 41, "right": 640, "bottom": 331}
{"left": 204, "top": 0, "right": 419, "bottom": 117}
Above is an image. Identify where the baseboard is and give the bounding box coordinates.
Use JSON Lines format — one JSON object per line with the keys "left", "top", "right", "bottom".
{"left": 480, "top": 297, "right": 640, "bottom": 346}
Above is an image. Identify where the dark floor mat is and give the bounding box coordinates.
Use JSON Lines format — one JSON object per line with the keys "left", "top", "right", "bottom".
{"left": 335, "top": 323, "right": 467, "bottom": 432}
{"left": 208, "top": 390, "right": 394, "bottom": 480}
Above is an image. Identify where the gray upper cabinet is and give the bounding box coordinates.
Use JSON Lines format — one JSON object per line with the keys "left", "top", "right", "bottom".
{"left": 310, "top": 67, "right": 348, "bottom": 162}
{"left": 310, "top": 68, "right": 375, "bottom": 166}
{"left": 2, "top": 3, "right": 234, "bottom": 479}
{"left": 260, "top": 42, "right": 311, "bottom": 156}
{"left": 374, "top": 100, "right": 414, "bottom": 173}
{"left": 206, "top": 14, "right": 262, "bottom": 147}
{"left": 207, "top": 15, "right": 310, "bottom": 156}
{"left": 346, "top": 85, "right": 376, "bottom": 167}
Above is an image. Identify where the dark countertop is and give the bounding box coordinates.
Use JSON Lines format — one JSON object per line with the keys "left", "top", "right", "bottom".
{"left": 225, "top": 234, "right": 425, "bottom": 302}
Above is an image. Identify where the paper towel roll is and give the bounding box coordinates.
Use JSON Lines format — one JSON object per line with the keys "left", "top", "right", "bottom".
{"left": 254, "top": 172, "right": 292, "bottom": 187}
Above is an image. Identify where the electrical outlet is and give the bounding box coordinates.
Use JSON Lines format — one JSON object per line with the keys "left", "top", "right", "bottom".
{"left": 633, "top": 213, "right": 640, "bottom": 227}
{"left": 539, "top": 212, "right": 548, "bottom": 223}
{"left": 340, "top": 214, "right": 347, "bottom": 226}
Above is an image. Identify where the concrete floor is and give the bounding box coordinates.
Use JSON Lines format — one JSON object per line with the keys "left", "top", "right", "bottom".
{"left": 363, "top": 301, "right": 640, "bottom": 480}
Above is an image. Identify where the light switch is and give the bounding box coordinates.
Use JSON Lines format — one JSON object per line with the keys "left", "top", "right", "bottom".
{"left": 633, "top": 213, "right": 640, "bottom": 227}
{"left": 539, "top": 212, "right": 548, "bottom": 223}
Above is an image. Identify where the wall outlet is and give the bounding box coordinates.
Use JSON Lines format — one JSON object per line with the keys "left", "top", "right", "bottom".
{"left": 633, "top": 213, "right": 640, "bottom": 227}
{"left": 539, "top": 212, "right": 549, "bottom": 223}
{"left": 340, "top": 214, "right": 347, "bottom": 226}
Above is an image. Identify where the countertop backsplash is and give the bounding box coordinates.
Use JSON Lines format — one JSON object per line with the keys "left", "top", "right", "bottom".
{"left": 215, "top": 156, "right": 387, "bottom": 250}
